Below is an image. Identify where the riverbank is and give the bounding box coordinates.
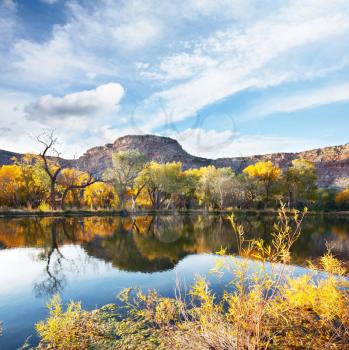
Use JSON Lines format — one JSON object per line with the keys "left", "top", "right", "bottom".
{"left": 0, "top": 208, "right": 348, "bottom": 217}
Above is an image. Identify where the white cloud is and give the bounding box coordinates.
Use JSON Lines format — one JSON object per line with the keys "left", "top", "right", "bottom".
{"left": 139, "top": 0, "right": 349, "bottom": 127}
{"left": 40, "top": 0, "right": 58, "bottom": 4}
{"left": 140, "top": 53, "right": 218, "bottom": 81}
{"left": 247, "top": 83, "right": 349, "bottom": 118}
{"left": 0, "top": 0, "right": 18, "bottom": 48}
{"left": 2, "top": 0, "right": 349, "bottom": 156}
{"left": 25, "top": 83, "right": 124, "bottom": 122}
{"left": 2, "top": 0, "right": 279, "bottom": 87}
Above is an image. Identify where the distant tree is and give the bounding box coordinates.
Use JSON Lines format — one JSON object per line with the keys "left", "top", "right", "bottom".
{"left": 0, "top": 165, "right": 25, "bottom": 207}
{"left": 83, "top": 182, "right": 118, "bottom": 209}
{"left": 314, "top": 188, "right": 338, "bottom": 211}
{"left": 103, "top": 150, "right": 146, "bottom": 209}
{"left": 335, "top": 188, "right": 349, "bottom": 207}
{"left": 0, "top": 156, "right": 49, "bottom": 208}
{"left": 282, "top": 159, "right": 317, "bottom": 208}
{"left": 58, "top": 168, "right": 95, "bottom": 210}
{"left": 195, "top": 166, "right": 237, "bottom": 210}
{"left": 243, "top": 161, "right": 282, "bottom": 207}
{"left": 235, "top": 173, "right": 259, "bottom": 209}
{"left": 13, "top": 154, "right": 49, "bottom": 207}
{"left": 181, "top": 169, "right": 200, "bottom": 209}
{"left": 134, "top": 162, "right": 183, "bottom": 209}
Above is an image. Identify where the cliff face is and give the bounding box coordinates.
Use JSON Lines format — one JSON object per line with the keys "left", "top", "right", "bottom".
{"left": 77, "top": 135, "right": 212, "bottom": 176}
{"left": 214, "top": 143, "right": 349, "bottom": 188}
{"left": 0, "top": 149, "right": 22, "bottom": 165}
{"left": 1, "top": 135, "right": 348, "bottom": 189}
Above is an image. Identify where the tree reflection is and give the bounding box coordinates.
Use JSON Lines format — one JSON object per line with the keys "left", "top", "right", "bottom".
{"left": 34, "top": 219, "right": 69, "bottom": 297}
{"left": 0, "top": 214, "right": 348, "bottom": 296}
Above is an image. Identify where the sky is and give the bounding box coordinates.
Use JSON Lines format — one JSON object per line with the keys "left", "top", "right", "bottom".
{"left": 0, "top": 0, "right": 348, "bottom": 159}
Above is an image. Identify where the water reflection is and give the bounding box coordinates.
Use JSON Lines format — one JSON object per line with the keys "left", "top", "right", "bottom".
{"left": 0, "top": 214, "right": 349, "bottom": 349}
{"left": 0, "top": 214, "right": 349, "bottom": 296}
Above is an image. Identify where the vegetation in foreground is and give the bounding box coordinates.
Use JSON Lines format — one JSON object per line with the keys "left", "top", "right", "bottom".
{"left": 32, "top": 205, "right": 349, "bottom": 349}
{"left": 0, "top": 130, "right": 348, "bottom": 213}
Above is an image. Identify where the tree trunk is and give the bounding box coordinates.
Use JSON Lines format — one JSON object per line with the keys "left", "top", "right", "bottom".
{"left": 50, "top": 182, "right": 56, "bottom": 209}
{"left": 61, "top": 188, "right": 69, "bottom": 210}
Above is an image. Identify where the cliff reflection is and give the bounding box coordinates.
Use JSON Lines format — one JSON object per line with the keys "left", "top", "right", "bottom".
{"left": 0, "top": 214, "right": 349, "bottom": 293}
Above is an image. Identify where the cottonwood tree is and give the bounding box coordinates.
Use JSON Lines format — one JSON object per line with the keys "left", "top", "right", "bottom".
{"left": 282, "top": 159, "right": 317, "bottom": 208}
{"left": 83, "top": 182, "right": 118, "bottom": 209}
{"left": 243, "top": 161, "right": 282, "bottom": 207}
{"left": 335, "top": 188, "right": 349, "bottom": 207}
{"left": 36, "top": 130, "right": 64, "bottom": 209}
{"left": 134, "top": 161, "right": 183, "bottom": 209}
{"left": 58, "top": 168, "right": 96, "bottom": 210}
{"left": 13, "top": 154, "right": 49, "bottom": 207}
{"left": 195, "top": 166, "right": 237, "bottom": 210}
{"left": 103, "top": 150, "right": 146, "bottom": 209}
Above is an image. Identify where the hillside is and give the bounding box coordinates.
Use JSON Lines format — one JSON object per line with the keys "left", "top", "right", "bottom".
{"left": 1, "top": 135, "right": 348, "bottom": 189}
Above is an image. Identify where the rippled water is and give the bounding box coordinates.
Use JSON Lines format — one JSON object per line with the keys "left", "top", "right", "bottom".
{"left": 0, "top": 214, "right": 348, "bottom": 349}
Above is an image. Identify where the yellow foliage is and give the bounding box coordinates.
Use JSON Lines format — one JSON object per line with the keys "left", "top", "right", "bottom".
{"left": 83, "top": 182, "right": 119, "bottom": 209}
{"left": 0, "top": 163, "right": 47, "bottom": 207}
{"left": 336, "top": 188, "right": 349, "bottom": 204}
{"left": 243, "top": 161, "right": 281, "bottom": 180}
{"left": 59, "top": 168, "right": 90, "bottom": 187}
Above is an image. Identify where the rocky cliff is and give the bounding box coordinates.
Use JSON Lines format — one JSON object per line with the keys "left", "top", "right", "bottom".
{"left": 1, "top": 135, "right": 348, "bottom": 189}
{"left": 77, "top": 135, "right": 211, "bottom": 176}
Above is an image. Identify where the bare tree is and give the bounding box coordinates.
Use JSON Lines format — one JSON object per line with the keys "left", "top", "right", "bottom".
{"left": 37, "top": 130, "right": 63, "bottom": 209}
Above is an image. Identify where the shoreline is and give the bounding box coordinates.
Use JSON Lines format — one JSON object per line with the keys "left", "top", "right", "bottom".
{"left": 0, "top": 208, "right": 348, "bottom": 218}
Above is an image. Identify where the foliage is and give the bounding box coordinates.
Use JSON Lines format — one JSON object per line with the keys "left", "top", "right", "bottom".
{"left": 0, "top": 147, "right": 347, "bottom": 212}
{"left": 83, "top": 182, "right": 119, "bottom": 209}
{"left": 103, "top": 150, "right": 147, "bottom": 208}
{"left": 0, "top": 159, "right": 48, "bottom": 208}
{"left": 195, "top": 166, "right": 238, "bottom": 210}
{"left": 135, "top": 162, "right": 184, "bottom": 209}
{"left": 282, "top": 158, "right": 318, "bottom": 208}
{"left": 243, "top": 161, "right": 282, "bottom": 206}
{"left": 36, "top": 295, "right": 116, "bottom": 350}
{"left": 336, "top": 189, "right": 349, "bottom": 206}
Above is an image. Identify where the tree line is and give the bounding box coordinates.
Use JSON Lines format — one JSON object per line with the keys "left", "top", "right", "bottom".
{"left": 0, "top": 131, "right": 348, "bottom": 211}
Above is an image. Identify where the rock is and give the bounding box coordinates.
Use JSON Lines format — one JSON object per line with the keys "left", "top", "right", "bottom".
{"left": 0, "top": 135, "right": 348, "bottom": 189}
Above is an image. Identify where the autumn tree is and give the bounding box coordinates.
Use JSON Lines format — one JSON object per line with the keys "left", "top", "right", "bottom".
{"left": 58, "top": 168, "right": 95, "bottom": 210}
{"left": 0, "top": 155, "right": 49, "bottom": 208}
{"left": 181, "top": 169, "right": 200, "bottom": 209}
{"left": 282, "top": 159, "right": 317, "bottom": 208}
{"left": 0, "top": 165, "right": 25, "bottom": 207}
{"left": 83, "top": 182, "right": 119, "bottom": 209}
{"left": 103, "top": 150, "right": 146, "bottom": 209}
{"left": 235, "top": 173, "right": 259, "bottom": 209}
{"left": 243, "top": 161, "right": 281, "bottom": 207}
{"left": 335, "top": 189, "right": 349, "bottom": 207}
{"left": 13, "top": 154, "right": 49, "bottom": 207}
{"left": 195, "top": 166, "right": 238, "bottom": 210}
{"left": 134, "top": 162, "right": 183, "bottom": 209}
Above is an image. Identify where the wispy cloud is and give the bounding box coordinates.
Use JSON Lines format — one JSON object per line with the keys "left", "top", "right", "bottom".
{"left": 246, "top": 82, "right": 349, "bottom": 119}
{"left": 25, "top": 83, "right": 124, "bottom": 123}
{"left": 141, "top": 0, "right": 349, "bottom": 127}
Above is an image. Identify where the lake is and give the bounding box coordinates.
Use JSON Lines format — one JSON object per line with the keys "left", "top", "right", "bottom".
{"left": 0, "top": 213, "right": 349, "bottom": 349}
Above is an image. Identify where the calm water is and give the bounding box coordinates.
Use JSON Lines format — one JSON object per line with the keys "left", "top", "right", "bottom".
{"left": 0, "top": 214, "right": 349, "bottom": 349}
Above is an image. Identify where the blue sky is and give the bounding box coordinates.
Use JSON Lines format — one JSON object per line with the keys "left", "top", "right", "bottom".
{"left": 0, "top": 0, "right": 348, "bottom": 158}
